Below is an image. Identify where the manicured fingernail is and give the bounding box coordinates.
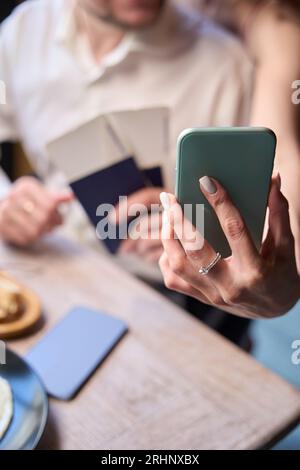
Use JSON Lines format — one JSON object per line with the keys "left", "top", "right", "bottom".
{"left": 162, "top": 210, "right": 169, "bottom": 228}
{"left": 160, "top": 192, "right": 170, "bottom": 210}
{"left": 199, "top": 176, "right": 217, "bottom": 194}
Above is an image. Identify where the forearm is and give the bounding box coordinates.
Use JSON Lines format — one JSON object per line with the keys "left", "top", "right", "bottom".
{"left": 276, "top": 147, "right": 300, "bottom": 273}
{"left": 251, "top": 64, "right": 300, "bottom": 272}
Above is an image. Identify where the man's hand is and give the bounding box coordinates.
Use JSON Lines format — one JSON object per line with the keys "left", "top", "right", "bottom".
{"left": 159, "top": 175, "right": 300, "bottom": 319}
{"left": 0, "top": 177, "right": 74, "bottom": 247}
{"left": 112, "top": 187, "right": 164, "bottom": 263}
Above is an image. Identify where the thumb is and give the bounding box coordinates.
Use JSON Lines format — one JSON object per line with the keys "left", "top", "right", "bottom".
{"left": 109, "top": 187, "right": 162, "bottom": 226}
{"left": 51, "top": 190, "right": 75, "bottom": 206}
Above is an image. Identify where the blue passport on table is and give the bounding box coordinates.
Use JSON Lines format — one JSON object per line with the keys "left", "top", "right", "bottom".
{"left": 26, "top": 307, "right": 128, "bottom": 400}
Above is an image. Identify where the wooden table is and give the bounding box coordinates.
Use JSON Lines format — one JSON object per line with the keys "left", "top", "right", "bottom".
{"left": 1, "top": 234, "right": 300, "bottom": 450}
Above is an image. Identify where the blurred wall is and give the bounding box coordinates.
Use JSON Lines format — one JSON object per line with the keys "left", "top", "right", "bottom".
{"left": 0, "top": 1, "right": 18, "bottom": 180}
{"left": 0, "top": 0, "right": 31, "bottom": 181}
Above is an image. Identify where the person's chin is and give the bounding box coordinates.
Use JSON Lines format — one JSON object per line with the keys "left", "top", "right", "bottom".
{"left": 117, "top": 10, "right": 160, "bottom": 28}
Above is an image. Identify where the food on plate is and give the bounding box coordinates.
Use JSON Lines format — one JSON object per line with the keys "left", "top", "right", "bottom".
{"left": 0, "top": 376, "right": 13, "bottom": 440}
{"left": 0, "top": 278, "right": 24, "bottom": 323}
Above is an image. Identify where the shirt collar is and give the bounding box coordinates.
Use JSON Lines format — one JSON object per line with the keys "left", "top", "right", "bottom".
{"left": 54, "top": 0, "right": 76, "bottom": 46}
{"left": 54, "top": 0, "right": 202, "bottom": 82}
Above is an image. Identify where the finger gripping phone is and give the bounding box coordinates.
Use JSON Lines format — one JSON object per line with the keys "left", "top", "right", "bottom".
{"left": 176, "top": 127, "right": 276, "bottom": 257}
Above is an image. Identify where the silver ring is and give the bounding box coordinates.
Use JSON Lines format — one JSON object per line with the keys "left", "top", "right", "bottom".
{"left": 199, "top": 253, "right": 222, "bottom": 276}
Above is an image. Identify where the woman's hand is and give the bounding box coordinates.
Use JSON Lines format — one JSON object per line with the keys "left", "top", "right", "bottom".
{"left": 159, "top": 175, "right": 300, "bottom": 319}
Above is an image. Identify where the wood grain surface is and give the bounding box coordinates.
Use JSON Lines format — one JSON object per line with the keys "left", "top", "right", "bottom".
{"left": 1, "top": 234, "right": 300, "bottom": 450}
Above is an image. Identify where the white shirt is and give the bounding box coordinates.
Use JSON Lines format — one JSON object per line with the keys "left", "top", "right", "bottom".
{"left": 0, "top": 0, "right": 253, "bottom": 278}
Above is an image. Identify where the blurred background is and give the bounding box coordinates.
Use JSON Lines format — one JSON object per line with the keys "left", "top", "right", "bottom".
{"left": 0, "top": 0, "right": 32, "bottom": 183}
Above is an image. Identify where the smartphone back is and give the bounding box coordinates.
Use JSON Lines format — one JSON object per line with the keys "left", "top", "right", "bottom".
{"left": 176, "top": 128, "right": 276, "bottom": 257}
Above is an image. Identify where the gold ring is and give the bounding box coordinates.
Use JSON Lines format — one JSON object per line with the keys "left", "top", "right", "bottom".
{"left": 22, "top": 200, "right": 35, "bottom": 215}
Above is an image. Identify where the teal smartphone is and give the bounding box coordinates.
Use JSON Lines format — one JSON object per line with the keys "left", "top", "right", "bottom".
{"left": 176, "top": 127, "right": 276, "bottom": 258}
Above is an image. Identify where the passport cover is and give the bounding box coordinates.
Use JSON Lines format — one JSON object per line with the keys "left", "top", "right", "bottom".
{"left": 26, "top": 307, "right": 128, "bottom": 400}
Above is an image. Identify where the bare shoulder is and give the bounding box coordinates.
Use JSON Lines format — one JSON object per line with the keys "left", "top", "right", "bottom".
{"left": 247, "top": 3, "right": 300, "bottom": 69}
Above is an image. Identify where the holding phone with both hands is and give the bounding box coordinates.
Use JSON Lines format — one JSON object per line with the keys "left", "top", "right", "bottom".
{"left": 176, "top": 128, "right": 276, "bottom": 257}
